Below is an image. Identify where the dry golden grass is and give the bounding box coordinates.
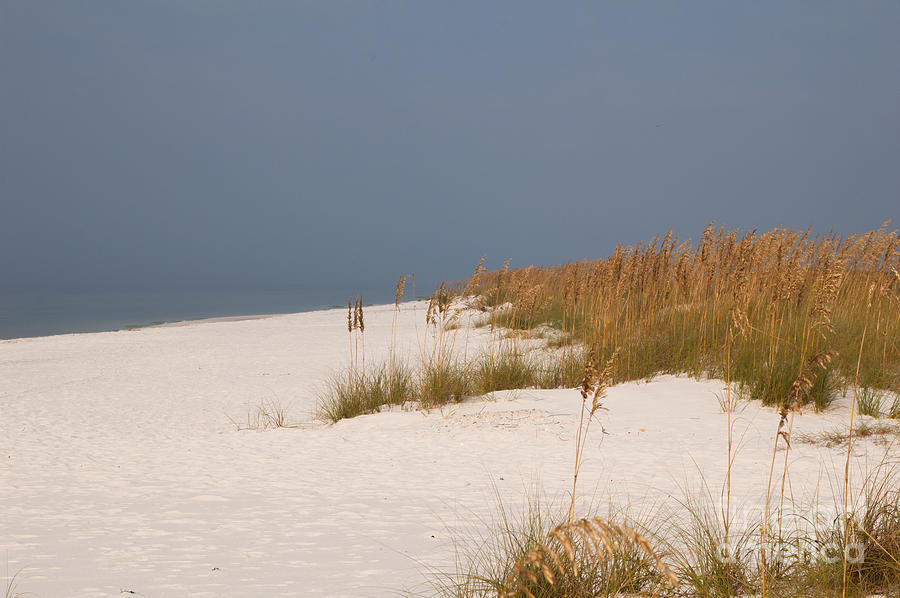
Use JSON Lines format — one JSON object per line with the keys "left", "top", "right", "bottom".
{"left": 501, "top": 517, "right": 677, "bottom": 598}
{"left": 468, "top": 223, "right": 900, "bottom": 410}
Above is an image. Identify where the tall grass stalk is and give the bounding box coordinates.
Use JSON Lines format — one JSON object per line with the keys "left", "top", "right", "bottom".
{"left": 842, "top": 286, "right": 873, "bottom": 598}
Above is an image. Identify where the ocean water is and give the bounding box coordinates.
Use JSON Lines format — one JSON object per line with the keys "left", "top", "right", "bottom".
{"left": 0, "top": 286, "right": 394, "bottom": 340}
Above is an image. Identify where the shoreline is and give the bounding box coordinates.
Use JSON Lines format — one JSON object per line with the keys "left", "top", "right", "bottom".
{"left": 0, "top": 309, "right": 300, "bottom": 342}
{"left": 146, "top": 312, "right": 282, "bottom": 328}
{"left": 0, "top": 300, "right": 388, "bottom": 342}
{"left": 0, "top": 286, "right": 398, "bottom": 342}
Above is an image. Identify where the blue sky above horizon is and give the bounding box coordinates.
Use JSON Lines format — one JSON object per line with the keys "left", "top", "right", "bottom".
{"left": 2, "top": 2, "right": 898, "bottom": 294}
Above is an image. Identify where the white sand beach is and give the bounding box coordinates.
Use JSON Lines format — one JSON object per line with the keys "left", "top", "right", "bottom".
{"left": 1, "top": 301, "right": 896, "bottom": 597}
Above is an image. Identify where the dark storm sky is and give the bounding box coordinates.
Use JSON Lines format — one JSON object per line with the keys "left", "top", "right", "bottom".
{"left": 2, "top": 2, "right": 898, "bottom": 292}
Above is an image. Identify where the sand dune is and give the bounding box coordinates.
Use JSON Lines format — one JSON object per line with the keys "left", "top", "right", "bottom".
{"left": 1, "top": 301, "right": 895, "bottom": 596}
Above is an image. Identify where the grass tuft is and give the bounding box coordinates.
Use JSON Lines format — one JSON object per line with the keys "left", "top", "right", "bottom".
{"left": 431, "top": 494, "right": 672, "bottom": 598}
{"left": 890, "top": 394, "right": 900, "bottom": 419}
{"left": 317, "top": 362, "right": 414, "bottom": 423}
{"left": 857, "top": 387, "right": 884, "bottom": 417}
{"left": 476, "top": 348, "right": 540, "bottom": 394}
{"left": 418, "top": 358, "right": 476, "bottom": 408}
{"left": 229, "top": 398, "right": 295, "bottom": 430}
{"left": 795, "top": 421, "right": 900, "bottom": 448}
